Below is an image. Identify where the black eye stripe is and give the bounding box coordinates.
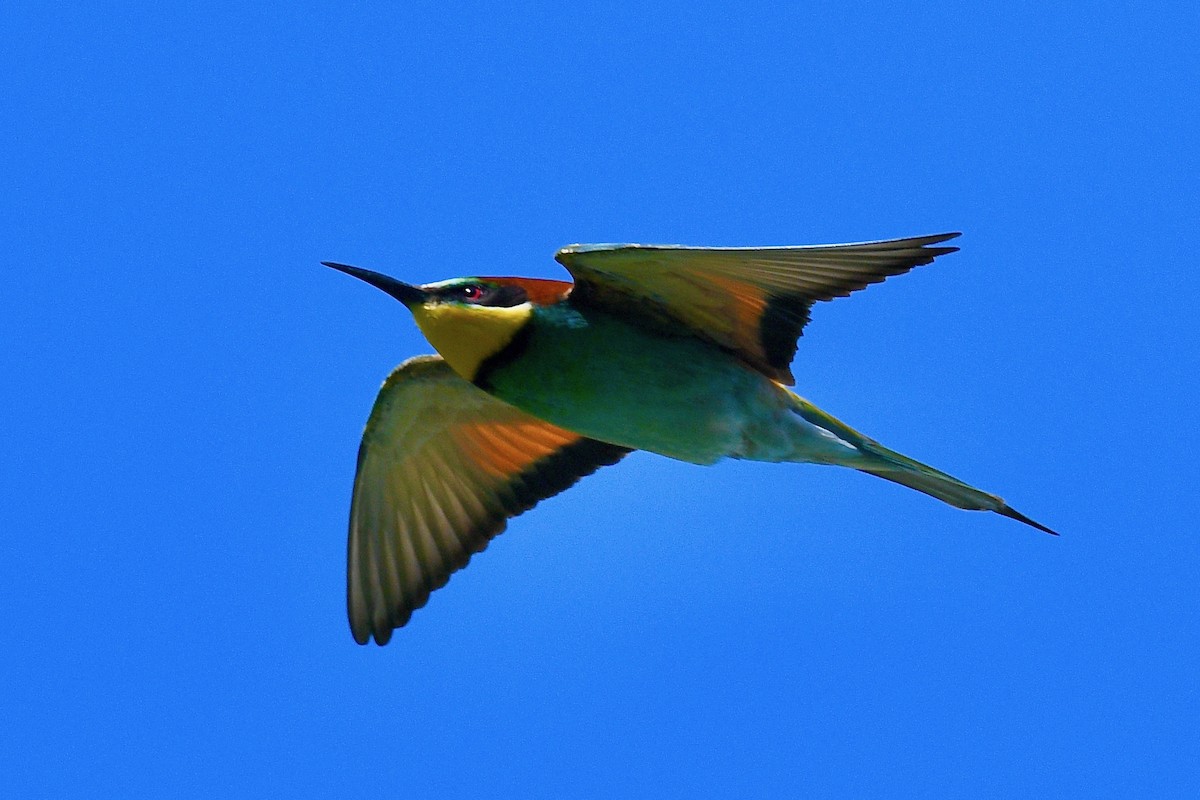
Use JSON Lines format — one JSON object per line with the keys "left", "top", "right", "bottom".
{"left": 434, "top": 284, "right": 485, "bottom": 300}
{"left": 482, "top": 285, "right": 528, "bottom": 307}
{"left": 437, "top": 283, "right": 528, "bottom": 308}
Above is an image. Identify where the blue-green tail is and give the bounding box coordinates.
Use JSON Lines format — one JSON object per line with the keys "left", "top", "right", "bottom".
{"left": 789, "top": 394, "right": 1057, "bottom": 535}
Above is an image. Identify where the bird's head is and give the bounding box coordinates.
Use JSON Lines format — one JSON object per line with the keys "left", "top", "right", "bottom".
{"left": 324, "top": 262, "right": 567, "bottom": 382}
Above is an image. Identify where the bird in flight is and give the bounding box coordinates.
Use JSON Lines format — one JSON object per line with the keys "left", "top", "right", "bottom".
{"left": 325, "top": 232, "right": 1055, "bottom": 644}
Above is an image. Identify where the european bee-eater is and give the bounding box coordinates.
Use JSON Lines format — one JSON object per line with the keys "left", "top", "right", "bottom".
{"left": 325, "top": 232, "right": 1055, "bottom": 645}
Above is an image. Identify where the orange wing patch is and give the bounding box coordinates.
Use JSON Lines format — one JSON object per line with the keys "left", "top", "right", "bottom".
{"left": 704, "top": 273, "right": 772, "bottom": 368}
{"left": 451, "top": 421, "right": 578, "bottom": 478}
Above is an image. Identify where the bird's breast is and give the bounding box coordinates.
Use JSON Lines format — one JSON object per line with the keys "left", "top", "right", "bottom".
{"left": 478, "top": 305, "right": 795, "bottom": 464}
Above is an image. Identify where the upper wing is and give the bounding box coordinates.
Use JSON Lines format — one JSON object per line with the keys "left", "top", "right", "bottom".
{"left": 556, "top": 233, "right": 960, "bottom": 385}
{"left": 346, "top": 355, "right": 631, "bottom": 644}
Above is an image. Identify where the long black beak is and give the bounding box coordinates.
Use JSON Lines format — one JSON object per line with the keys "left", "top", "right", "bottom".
{"left": 322, "top": 262, "right": 427, "bottom": 307}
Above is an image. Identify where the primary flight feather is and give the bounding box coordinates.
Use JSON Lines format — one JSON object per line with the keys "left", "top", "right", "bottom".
{"left": 325, "top": 232, "right": 1055, "bottom": 645}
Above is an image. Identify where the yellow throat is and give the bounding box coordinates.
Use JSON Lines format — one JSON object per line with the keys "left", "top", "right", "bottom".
{"left": 411, "top": 301, "right": 533, "bottom": 381}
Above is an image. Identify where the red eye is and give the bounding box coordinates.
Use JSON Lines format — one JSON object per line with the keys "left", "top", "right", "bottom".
{"left": 460, "top": 285, "right": 484, "bottom": 301}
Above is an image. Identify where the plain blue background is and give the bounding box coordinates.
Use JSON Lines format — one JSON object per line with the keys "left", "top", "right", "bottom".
{"left": 3, "top": 2, "right": 1198, "bottom": 796}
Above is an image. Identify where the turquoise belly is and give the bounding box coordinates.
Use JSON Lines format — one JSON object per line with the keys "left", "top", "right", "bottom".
{"left": 482, "top": 305, "right": 795, "bottom": 464}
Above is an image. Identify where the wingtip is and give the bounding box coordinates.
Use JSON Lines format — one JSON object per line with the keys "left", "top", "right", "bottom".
{"left": 925, "top": 231, "right": 962, "bottom": 244}
{"left": 349, "top": 621, "right": 396, "bottom": 646}
{"left": 917, "top": 232, "right": 962, "bottom": 253}
{"left": 997, "top": 505, "right": 1059, "bottom": 536}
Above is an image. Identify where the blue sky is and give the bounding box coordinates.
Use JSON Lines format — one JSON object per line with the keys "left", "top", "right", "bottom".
{"left": 3, "top": 2, "right": 1198, "bottom": 796}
